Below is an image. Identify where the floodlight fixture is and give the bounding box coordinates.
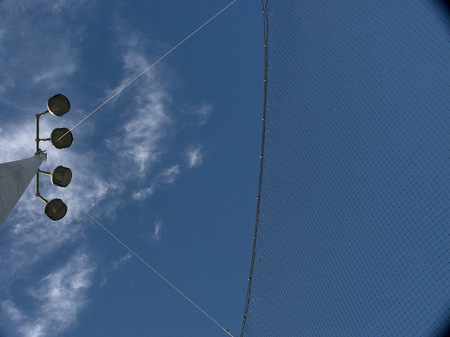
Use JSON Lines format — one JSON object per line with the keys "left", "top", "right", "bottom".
{"left": 31, "top": 94, "right": 72, "bottom": 221}
{"left": 44, "top": 198, "right": 68, "bottom": 221}
{"left": 35, "top": 94, "right": 71, "bottom": 154}
{"left": 47, "top": 94, "right": 71, "bottom": 117}
{"left": 39, "top": 166, "right": 72, "bottom": 188}
{"left": 51, "top": 166, "right": 72, "bottom": 187}
{"left": 50, "top": 128, "right": 73, "bottom": 149}
{"left": 36, "top": 193, "right": 68, "bottom": 221}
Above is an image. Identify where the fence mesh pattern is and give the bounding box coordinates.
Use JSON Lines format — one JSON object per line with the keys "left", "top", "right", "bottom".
{"left": 241, "top": 1, "right": 449, "bottom": 336}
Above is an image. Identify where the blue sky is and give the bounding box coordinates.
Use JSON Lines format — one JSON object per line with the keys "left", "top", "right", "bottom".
{"left": 0, "top": 1, "right": 262, "bottom": 336}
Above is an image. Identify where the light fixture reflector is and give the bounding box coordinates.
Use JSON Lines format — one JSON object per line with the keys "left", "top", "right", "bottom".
{"left": 50, "top": 128, "right": 73, "bottom": 149}
{"left": 47, "top": 94, "right": 70, "bottom": 116}
{"left": 44, "top": 198, "right": 68, "bottom": 221}
{"left": 51, "top": 166, "right": 72, "bottom": 187}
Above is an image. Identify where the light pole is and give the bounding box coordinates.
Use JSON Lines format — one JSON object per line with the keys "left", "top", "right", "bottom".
{"left": 0, "top": 94, "right": 74, "bottom": 228}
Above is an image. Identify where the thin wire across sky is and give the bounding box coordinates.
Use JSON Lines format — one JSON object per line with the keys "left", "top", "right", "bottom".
{"left": 45, "top": 0, "right": 238, "bottom": 153}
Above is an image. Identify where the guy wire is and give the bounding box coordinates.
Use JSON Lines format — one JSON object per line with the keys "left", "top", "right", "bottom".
{"left": 45, "top": 0, "right": 238, "bottom": 151}
{"left": 78, "top": 206, "right": 235, "bottom": 337}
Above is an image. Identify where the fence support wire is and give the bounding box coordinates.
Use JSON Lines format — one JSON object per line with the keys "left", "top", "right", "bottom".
{"left": 240, "top": 1, "right": 268, "bottom": 336}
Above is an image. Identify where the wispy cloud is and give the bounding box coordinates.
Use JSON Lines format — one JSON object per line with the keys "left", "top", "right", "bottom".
{"left": 0, "top": 122, "right": 36, "bottom": 162}
{"left": 100, "top": 252, "right": 132, "bottom": 287}
{"left": 31, "top": 252, "right": 94, "bottom": 332}
{"left": 0, "top": 1, "right": 82, "bottom": 96}
{"left": 132, "top": 164, "right": 180, "bottom": 201}
{"left": 153, "top": 220, "right": 162, "bottom": 241}
{"left": 1, "top": 250, "right": 94, "bottom": 337}
{"left": 111, "top": 252, "right": 132, "bottom": 270}
{"left": 132, "top": 186, "right": 155, "bottom": 201}
{"left": 160, "top": 165, "right": 181, "bottom": 183}
{"left": 42, "top": 0, "right": 95, "bottom": 13}
{"left": 105, "top": 50, "right": 173, "bottom": 178}
{"left": 32, "top": 42, "right": 78, "bottom": 86}
{"left": 186, "top": 144, "right": 204, "bottom": 168}
{"left": 181, "top": 103, "right": 212, "bottom": 127}
{"left": 193, "top": 104, "right": 212, "bottom": 126}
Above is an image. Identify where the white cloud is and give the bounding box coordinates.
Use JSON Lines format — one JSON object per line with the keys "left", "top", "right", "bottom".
{"left": 31, "top": 252, "right": 93, "bottom": 330}
{"left": 0, "top": 1, "right": 82, "bottom": 96}
{"left": 194, "top": 104, "right": 212, "bottom": 126}
{"left": 186, "top": 144, "right": 204, "bottom": 168}
{"left": 1, "top": 251, "right": 94, "bottom": 337}
{"left": 100, "top": 252, "right": 132, "bottom": 287}
{"left": 181, "top": 103, "right": 212, "bottom": 127}
{"left": 112, "top": 252, "right": 132, "bottom": 270}
{"left": 104, "top": 30, "right": 189, "bottom": 201}
{"left": 1, "top": 301, "right": 26, "bottom": 322}
{"left": 132, "top": 186, "right": 155, "bottom": 201}
{"left": 32, "top": 42, "right": 78, "bottom": 86}
{"left": 153, "top": 220, "right": 162, "bottom": 241}
{"left": 160, "top": 165, "right": 180, "bottom": 183}
{"left": 132, "top": 165, "right": 180, "bottom": 201}
{"left": 0, "top": 122, "right": 36, "bottom": 162}
{"left": 43, "top": 0, "right": 95, "bottom": 13}
{"left": 105, "top": 51, "right": 173, "bottom": 178}
{"left": 118, "top": 98, "right": 171, "bottom": 176}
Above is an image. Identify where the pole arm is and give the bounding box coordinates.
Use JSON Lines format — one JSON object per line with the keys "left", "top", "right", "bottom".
{"left": 35, "top": 113, "right": 40, "bottom": 155}
{"left": 35, "top": 111, "right": 49, "bottom": 155}
{"left": 35, "top": 111, "right": 49, "bottom": 201}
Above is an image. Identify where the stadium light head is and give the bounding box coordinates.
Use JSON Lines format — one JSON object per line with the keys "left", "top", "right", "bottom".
{"left": 50, "top": 128, "right": 73, "bottom": 149}
{"left": 47, "top": 94, "right": 70, "bottom": 117}
{"left": 44, "top": 198, "right": 68, "bottom": 221}
{"left": 51, "top": 166, "right": 72, "bottom": 188}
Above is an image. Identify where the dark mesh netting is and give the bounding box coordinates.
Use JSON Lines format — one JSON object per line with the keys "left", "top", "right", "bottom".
{"left": 241, "top": 1, "right": 449, "bottom": 336}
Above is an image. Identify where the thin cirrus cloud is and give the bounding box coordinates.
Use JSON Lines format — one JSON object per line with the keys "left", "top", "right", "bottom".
{"left": 105, "top": 46, "right": 174, "bottom": 178}
{"left": 159, "top": 165, "right": 181, "bottom": 184}
{"left": 111, "top": 252, "right": 132, "bottom": 270}
{"left": 0, "top": 2, "right": 212, "bottom": 337}
{"left": 106, "top": 44, "right": 182, "bottom": 201}
{"left": 193, "top": 104, "right": 212, "bottom": 126}
{"left": 132, "top": 164, "right": 181, "bottom": 201}
{"left": 42, "top": 0, "right": 95, "bottom": 13}
{"left": 107, "top": 28, "right": 210, "bottom": 201}
{"left": 153, "top": 220, "right": 162, "bottom": 241}
{"left": 100, "top": 252, "right": 133, "bottom": 287}
{"left": 32, "top": 45, "right": 78, "bottom": 86}
{"left": 0, "top": 2, "right": 81, "bottom": 94}
{"left": 186, "top": 144, "right": 204, "bottom": 168}
{"left": 1, "top": 251, "right": 94, "bottom": 337}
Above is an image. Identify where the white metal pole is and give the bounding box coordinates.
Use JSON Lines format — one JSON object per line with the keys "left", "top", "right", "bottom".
{"left": 0, "top": 154, "right": 45, "bottom": 228}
